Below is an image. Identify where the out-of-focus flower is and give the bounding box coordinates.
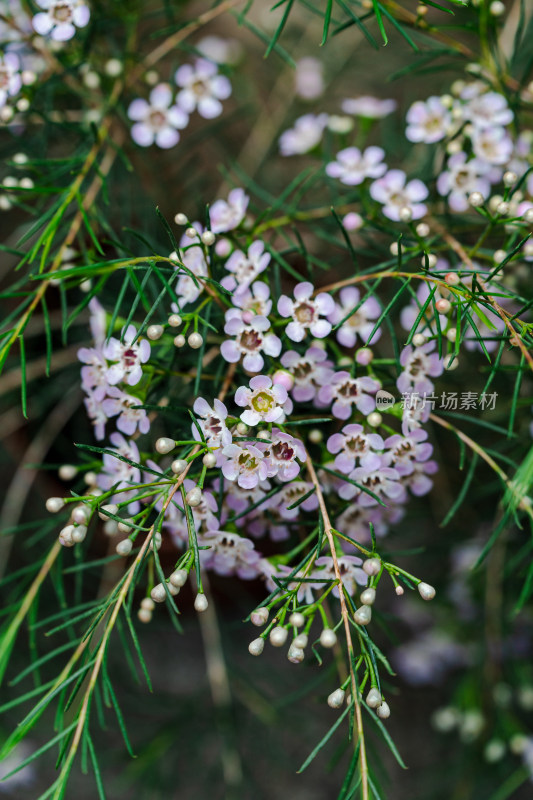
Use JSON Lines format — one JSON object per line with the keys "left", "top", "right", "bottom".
{"left": 101, "top": 387, "right": 150, "bottom": 437}
{"left": 327, "top": 423, "right": 384, "bottom": 473}
{"left": 326, "top": 146, "right": 387, "bottom": 185}
{"left": 328, "top": 286, "right": 382, "bottom": 347}
{"left": 32, "top": 0, "right": 90, "bottom": 41}
{"left": 464, "top": 91, "right": 513, "bottom": 130}
{"left": 318, "top": 372, "right": 380, "bottom": 419}
{"left": 370, "top": 169, "right": 428, "bottom": 221}
{"left": 97, "top": 433, "right": 142, "bottom": 514}
{"left": 405, "top": 96, "right": 451, "bottom": 143}
{"left": 314, "top": 555, "right": 367, "bottom": 596}
{"left": 0, "top": 52, "right": 22, "bottom": 107}
{"left": 279, "top": 113, "right": 329, "bottom": 156}
{"left": 201, "top": 531, "right": 261, "bottom": 578}
{"left": 341, "top": 96, "right": 396, "bottom": 119}
{"left": 397, "top": 341, "right": 444, "bottom": 395}
{"left": 294, "top": 56, "right": 324, "bottom": 100}
{"left": 280, "top": 346, "right": 333, "bottom": 403}
{"left": 209, "top": 188, "right": 249, "bottom": 233}
{"left": 221, "top": 240, "right": 270, "bottom": 294}
{"left": 436, "top": 152, "right": 492, "bottom": 211}
{"left": 175, "top": 58, "right": 231, "bottom": 119}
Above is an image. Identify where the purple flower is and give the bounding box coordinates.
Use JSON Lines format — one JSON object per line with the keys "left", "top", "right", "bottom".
{"left": 339, "top": 461, "right": 405, "bottom": 507}
{"left": 318, "top": 372, "right": 380, "bottom": 420}
{"left": 88, "top": 297, "right": 106, "bottom": 348}
{"left": 259, "top": 428, "right": 306, "bottom": 482}
{"left": 326, "top": 146, "right": 387, "bottom": 186}
{"left": 97, "top": 433, "right": 141, "bottom": 514}
{"left": 401, "top": 459, "right": 438, "bottom": 496}
{"left": 78, "top": 346, "right": 109, "bottom": 401}
{"left": 32, "top": 0, "right": 90, "bottom": 41}
{"left": 231, "top": 280, "right": 272, "bottom": 320}
{"left": 192, "top": 397, "right": 232, "bottom": 449}
{"left": 314, "top": 556, "right": 367, "bottom": 597}
{"left": 0, "top": 53, "right": 22, "bottom": 107}
{"left": 436, "top": 152, "right": 491, "bottom": 212}
{"left": 209, "top": 188, "right": 248, "bottom": 233}
{"left": 279, "top": 113, "right": 329, "bottom": 156}
{"left": 101, "top": 387, "right": 150, "bottom": 437}
{"left": 234, "top": 375, "right": 290, "bottom": 426}
{"left": 471, "top": 126, "right": 513, "bottom": 166}
{"left": 127, "top": 84, "right": 188, "bottom": 149}
{"left": 274, "top": 481, "right": 318, "bottom": 519}
{"left": 328, "top": 286, "right": 382, "bottom": 348}
{"left": 405, "top": 97, "right": 451, "bottom": 144}
{"left": 370, "top": 169, "right": 428, "bottom": 221}
{"left": 400, "top": 279, "right": 449, "bottom": 337}
{"left": 221, "top": 312, "right": 281, "bottom": 373}
{"left": 327, "top": 423, "right": 384, "bottom": 474}
{"left": 175, "top": 58, "right": 231, "bottom": 119}
{"left": 278, "top": 281, "right": 335, "bottom": 343}
{"left": 83, "top": 391, "right": 108, "bottom": 441}
{"left": 221, "top": 240, "right": 270, "bottom": 295}
{"left": 341, "top": 96, "right": 396, "bottom": 119}
{"left": 280, "top": 346, "right": 334, "bottom": 403}
{"left": 397, "top": 341, "right": 444, "bottom": 395}
{"left": 102, "top": 325, "right": 150, "bottom": 387}
{"left": 465, "top": 91, "right": 513, "bottom": 130}
{"left": 383, "top": 429, "right": 433, "bottom": 476}
{"left": 183, "top": 479, "right": 218, "bottom": 530}
{"left": 401, "top": 396, "right": 431, "bottom": 436}
{"left": 222, "top": 477, "right": 271, "bottom": 517}
{"left": 221, "top": 443, "right": 268, "bottom": 489}
{"left": 200, "top": 531, "right": 261, "bottom": 579}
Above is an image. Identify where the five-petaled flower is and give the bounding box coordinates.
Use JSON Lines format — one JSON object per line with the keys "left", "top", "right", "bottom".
{"left": 278, "top": 281, "right": 335, "bottom": 343}
{"left": 234, "top": 375, "right": 290, "bottom": 426}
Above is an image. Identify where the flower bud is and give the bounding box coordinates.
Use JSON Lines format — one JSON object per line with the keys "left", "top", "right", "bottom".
{"left": 171, "top": 459, "right": 188, "bottom": 475}
{"left": 366, "top": 412, "right": 382, "bottom": 427}
{"left": 363, "top": 558, "right": 381, "bottom": 576}
{"left": 320, "top": 629, "right": 337, "bottom": 648}
{"left": 46, "top": 497, "right": 65, "bottom": 513}
{"left": 269, "top": 626, "right": 288, "bottom": 647}
{"left": 138, "top": 608, "right": 152, "bottom": 623}
{"left": 155, "top": 437, "right": 175, "bottom": 454}
{"left": 395, "top": 585, "right": 404, "bottom": 596}
{"left": 287, "top": 644, "right": 305, "bottom": 663}
{"left": 72, "top": 525, "right": 87, "bottom": 543}
{"left": 174, "top": 334, "right": 186, "bottom": 348}
{"left": 412, "top": 333, "right": 426, "bottom": 347}
{"left": 272, "top": 370, "right": 294, "bottom": 391}
{"left": 141, "top": 598, "right": 155, "bottom": 611}
{"left": 186, "top": 486, "right": 202, "bottom": 507}
{"left": 293, "top": 633, "right": 308, "bottom": 649}
{"left": 99, "top": 503, "right": 118, "bottom": 520}
{"left": 59, "top": 464, "right": 77, "bottom": 480}
{"left": 366, "top": 688, "right": 382, "bottom": 708}
{"left": 147, "top": 324, "right": 163, "bottom": 340}
{"left": 418, "top": 581, "right": 436, "bottom": 601}
{"left": 377, "top": 701, "right": 391, "bottom": 719}
{"left": 174, "top": 213, "right": 187, "bottom": 225}
{"left": 72, "top": 505, "right": 90, "bottom": 525}
{"left": 328, "top": 688, "right": 346, "bottom": 709}
{"left": 435, "top": 298, "right": 451, "bottom": 314}
{"left": 202, "top": 452, "right": 217, "bottom": 468}
{"left": 248, "top": 637, "right": 265, "bottom": 656}
{"left": 170, "top": 569, "right": 188, "bottom": 588}
{"left": 168, "top": 313, "right": 182, "bottom": 327}
{"left": 151, "top": 583, "right": 167, "bottom": 603}
{"left": 201, "top": 230, "right": 215, "bottom": 246}
{"left": 194, "top": 593, "right": 208, "bottom": 612}
{"left": 116, "top": 539, "right": 132, "bottom": 556}
{"left": 288, "top": 611, "right": 305, "bottom": 628}
{"left": 251, "top": 607, "right": 269, "bottom": 626}
{"left": 360, "top": 588, "right": 376, "bottom": 606}
{"left": 188, "top": 332, "right": 203, "bottom": 349}
{"left": 354, "top": 605, "right": 372, "bottom": 626}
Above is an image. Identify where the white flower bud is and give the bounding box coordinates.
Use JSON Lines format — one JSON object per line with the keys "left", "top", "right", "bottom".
{"left": 84, "top": 471, "right": 98, "bottom": 486}
{"left": 147, "top": 324, "right": 163, "bottom": 340}
{"left": 149, "top": 531, "right": 162, "bottom": 551}
{"left": 446, "top": 328, "right": 457, "bottom": 342}
{"left": 137, "top": 608, "right": 152, "bottom": 623}
{"left": 496, "top": 201, "right": 509, "bottom": 216}
{"left": 170, "top": 569, "right": 188, "bottom": 588}
{"left": 416, "top": 222, "right": 430, "bottom": 237}
{"left": 59, "top": 524, "right": 75, "bottom": 543}
{"left": 287, "top": 644, "right": 305, "bottom": 663}
{"left": 469, "top": 191, "right": 484, "bottom": 207}
{"left": 493, "top": 249, "right": 506, "bottom": 264}
{"left": 168, "top": 583, "right": 180, "bottom": 596}
{"left": 399, "top": 206, "right": 412, "bottom": 222}
{"left": 248, "top": 637, "right": 265, "bottom": 656}
{"left": 188, "top": 332, "right": 203, "bottom": 349}
{"left": 354, "top": 605, "right": 372, "bottom": 626}
{"left": 269, "top": 626, "right": 288, "bottom": 647}
{"left": 412, "top": 333, "right": 427, "bottom": 347}
{"left": 185, "top": 227, "right": 198, "bottom": 239}
{"left": 59, "top": 464, "right": 77, "bottom": 480}
{"left": 104, "top": 58, "right": 123, "bottom": 77}
{"left": 288, "top": 612, "right": 305, "bottom": 628}
{"left": 366, "top": 688, "right": 382, "bottom": 708}
{"left": 236, "top": 422, "right": 248, "bottom": 435}
{"left": 118, "top": 518, "right": 133, "bottom": 534}
{"left": 363, "top": 558, "right": 381, "bottom": 576}
{"left": 174, "top": 213, "right": 188, "bottom": 225}
{"left": 171, "top": 459, "right": 188, "bottom": 475}
{"left": 202, "top": 452, "right": 217, "bottom": 468}
{"left": 173, "top": 334, "right": 186, "bottom": 348}
{"left": 328, "top": 688, "right": 346, "bottom": 709}
{"left": 484, "top": 739, "right": 506, "bottom": 763}
{"left": 395, "top": 585, "right": 404, "bottom": 596}
{"left": 489, "top": 194, "right": 503, "bottom": 213}
{"left": 445, "top": 272, "right": 460, "bottom": 286}
{"left": 151, "top": 583, "right": 167, "bottom": 603}
{"left": 116, "top": 539, "right": 133, "bottom": 556}
{"left": 186, "top": 486, "right": 202, "bottom": 507}
{"left": 435, "top": 298, "right": 451, "bottom": 314}
{"left": 201, "top": 230, "right": 215, "bottom": 246}
{"left": 523, "top": 208, "right": 533, "bottom": 224}
{"left": 155, "top": 437, "right": 175, "bottom": 454}
{"left": 418, "top": 581, "right": 436, "bottom": 601}
{"left": 168, "top": 313, "right": 182, "bottom": 327}
{"left": 360, "top": 588, "right": 376, "bottom": 606}
{"left": 422, "top": 253, "right": 437, "bottom": 269}
{"left": 103, "top": 519, "right": 118, "bottom": 536}
{"left": 194, "top": 593, "right": 209, "bottom": 612}
{"left": 98, "top": 503, "right": 118, "bottom": 520}
{"left": 320, "top": 629, "right": 337, "bottom": 648}
{"left": 503, "top": 171, "right": 517, "bottom": 187}
{"left": 377, "top": 701, "right": 391, "bottom": 719}
{"left": 489, "top": 0, "right": 505, "bottom": 16}
{"left": 308, "top": 429, "right": 323, "bottom": 444}
{"left": 71, "top": 505, "right": 90, "bottom": 525}
{"left": 46, "top": 497, "right": 65, "bottom": 513}
{"left": 141, "top": 597, "right": 155, "bottom": 611}
{"left": 366, "top": 412, "right": 382, "bottom": 428}
{"left": 251, "top": 607, "right": 269, "bottom": 626}
{"left": 293, "top": 633, "right": 308, "bottom": 649}
{"left": 72, "top": 525, "right": 87, "bottom": 543}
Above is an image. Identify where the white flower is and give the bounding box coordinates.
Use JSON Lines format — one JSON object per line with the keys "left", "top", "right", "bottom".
{"left": 370, "top": 169, "right": 428, "bottom": 221}
{"left": 101, "top": 387, "right": 150, "bottom": 437}
{"left": 279, "top": 113, "right": 329, "bottom": 156}
{"left": 32, "top": 0, "right": 90, "bottom": 42}
{"left": 0, "top": 53, "right": 22, "bottom": 107}
{"left": 221, "top": 443, "right": 268, "bottom": 490}
{"left": 127, "top": 83, "right": 188, "bottom": 149}
{"left": 175, "top": 58, "right": 231, "bottom": 119}
{"left": 294, "top": 57, "right": 324, "bottom": 100}
{"left": 192, "top": 397, "right": 232, "bottom": 449}
{"left": 221, "top": 312, "right": 281, "bottom": 373}
{"left": 209, "top": 188, "right": 249, "bottom": 233}
{"left": 341, "top": 96, "right": 396, "bottom": 118}
{"left": 405, "top": 96, "right": 451, "bottom": 144}
{"left": 234, "top": 375, "right": 289, "bottom": 426}
{"left": 221, "top": 240, "right": 270, "bottom": 294}
{"left": 326, "top": 146, "right": 387, "bottom": 186}
{"left": 465, "top": 91, "right": 513, "bottom": 130}
{"left": 277, "top": 281, "right": 335, "bottom": 342}
{"left": 102, "top": 325, "right": 150, "bottom": 387}
{"left": 470, "top": 126, "right": 513, "bottom": 166}
{"left": 436, "top": 152, "right": 491, "bottom": 212}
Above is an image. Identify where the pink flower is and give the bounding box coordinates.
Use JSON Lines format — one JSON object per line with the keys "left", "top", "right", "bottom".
{"left": 277, "top": 281, "right": 334, "bottom": 342}
{"left": 192, "top": 397, "right": 232, "bottom": 449}
{"left": 279, "top": 113, "right": 328, "bottom": 156}
{"left": 328, "top": 286, "right": 382, "bottom": 348}
{"left": 0, "top": 53, "right": 22, "bottom": 107}
{"left": 175, "top": 58, "right": 231, "bottom": 119}
{"left": 32, "top": 0, "right": 90, "bottom": 41}
{"left": 221, "top": 443, "right": 268, "bottom": 489}
{"left": 339, "top": 461, "right": 405, "bottom": 507}
{"left": 436, "top": 152, "right": 491, "bottom": 212}
{"left": 405, "top": 97, "right": 451, "bottom": 144}
{"left": 383, "top": 430, "right": 433, "bottom": 476}
{"left": 200, "top": 531, "right": 261, "bottom": 579}
{"left": 234, "top": 375, "right": 290, "bottom": 426}
{"left": 259, "top": 428, "right": 306, "bottom": 482}
{"left": 318, "top": 372, "right": 380, "bottom": 420}
{"left": 401, "top": 459, "right": 438, "bottom": 496}
{"left": 327, "top": 423, "right": 384, "bottom": 473}
{"left": 397, "top": 341, "right": 444, "bottom": 395}
{"left": 280, "top": 346, "right": 333, "bottom": 402}
{"left": 78, "top": 346, "right": 109, "bottom": 401}
{"left": 221, "top": 312, "right": 281, "bottom": 373}
{"left": 370, "top": 170, "right": 428, "bottom": 221}
{"left": 314, "top": 556, "right": 367, "bottom": 596}
{"left": 209, "top": 188, "right": 249, "bottom": 233}
{"left": 294, "top": 57, "right": 324, "bottom": 100}
{"left": 221, "top": 240, "right": 270, "bottom": 294}
{"left": 231, "top": 281, "right": 272, "bottom": 320}
{"left": 97, "top": 433, "right": 141, "bottom": 514}
{"left": 465, "top": 91, "right": 513, "bottom": 130}
{"left": 326, "top": 146, "right": 387, "bottom": 185}
{"left": 183, "top": 479, "right": 218, "bottom": 530}
{"left": 273, "top": 481, "right": 318, "bottom": 520}
{"left": 127, "top": 84, "right": 188, "bottom": 149}
{"left": 470, "top": 126, "right": 513, "bottom": 166}
{"left": 102, "top": 325, "right": 150, "bottom": 387}
{"left": 83, "top": 391, "right": 108, "bottom": 441}
{"left": 341, "top": 96, "right": 396, "bottom": 119}
{"left": 101, "top": 387, "right": 150, "bottom": 437}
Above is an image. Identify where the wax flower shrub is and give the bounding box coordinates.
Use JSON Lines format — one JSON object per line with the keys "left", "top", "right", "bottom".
{"left": 1, "top": 1, "right": 533, "bottom": 799}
